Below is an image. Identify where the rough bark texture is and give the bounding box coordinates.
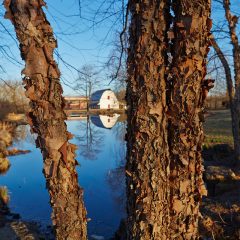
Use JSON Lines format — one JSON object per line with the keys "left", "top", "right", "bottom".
{"left": 168, "top": 1, "right": 212, "bottom": 239}
{"left": 126, "top": 0, "right": 171, "bottom": 239}
{"left": 211, "top": 37, "right": 240, "bottom": 162}
{"left": 223, "top": 0, "right": 240, "bottom": 162}
{"left": 4, "top": 1, "right": 87, "bottom": 239}
{"left": 126, "top": 0, "right": 212, "bottom": 239}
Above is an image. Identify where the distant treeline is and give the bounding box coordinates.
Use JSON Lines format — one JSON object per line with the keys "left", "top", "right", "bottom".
{"left": 0, "top": 80, "right": 28, "bottom": 120}
{"left": 206, "top": 94, "right": 229, "bottom": 110}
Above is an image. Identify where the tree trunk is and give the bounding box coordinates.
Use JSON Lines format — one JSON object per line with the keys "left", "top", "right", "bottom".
{"left": 126, "top": 0, "right": 212, "bottom": 239}
{"left": 126, "top": 0, "right": 171, "bottom": 239}
{"left": 4, "top": 1, "right": 87, "bottom": 239}
{"left": 168, "top": 0, "right": 212, "bottom": 238}
{"left": 211, "top": 37, "right": 240, "bottom": 161}
{"left": 223, "top": 0, "right": 240, "bottom": 162}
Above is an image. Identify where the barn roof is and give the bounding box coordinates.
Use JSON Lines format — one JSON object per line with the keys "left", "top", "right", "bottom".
{"left": 90, "top": 115, "right": 119, "bottom": 129}
{"left": 90, "top": 89, "right": 112, "bottom": 101}
{"left": 90, "top": 115, "right": 106, "bottom": 129}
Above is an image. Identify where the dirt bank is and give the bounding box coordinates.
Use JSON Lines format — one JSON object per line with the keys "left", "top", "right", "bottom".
{"left": 0, "top": 217, "right": 53, "bottom": 240}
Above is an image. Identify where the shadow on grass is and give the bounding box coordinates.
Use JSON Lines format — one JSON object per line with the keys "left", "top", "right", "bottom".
{"left": 203, "top": 143, "right": 235, "bottom": 167}
{"left": 201, "top": 143, "right": 240, "bottom": 239}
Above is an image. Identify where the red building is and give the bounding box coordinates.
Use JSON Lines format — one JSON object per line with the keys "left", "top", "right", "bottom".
{"left": 64, "top": 96, "right": 88, "bottom": 110}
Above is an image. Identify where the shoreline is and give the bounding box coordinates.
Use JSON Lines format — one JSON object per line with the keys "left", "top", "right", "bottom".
{"left": 0, "top": 121, "right": 52, "bottom": 240}
{"left": 0, "top": 206, "right": 54, "bottom": 240}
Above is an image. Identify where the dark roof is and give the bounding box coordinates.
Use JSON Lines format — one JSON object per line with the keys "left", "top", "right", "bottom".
{"left": 90, "top": 89, "right": 111, "bottom": 101}
{"left": 90, "top": 115, "right": 107, "bottom": 129}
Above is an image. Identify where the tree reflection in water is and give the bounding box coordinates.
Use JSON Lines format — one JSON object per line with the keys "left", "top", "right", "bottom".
{"left": 74, "top": 113, "right": 127, "bottom": 210}
{"left": 106, "top": 119, "right": 127, "bottom": 212}
{"left": 75, "top": 115, "right": 104, "bottom": 160}
{"left": 13, "top": 125, "right": 35, "bottom": 146}
{"left": 1, "top": 115, "right": 128, "bottom": 238}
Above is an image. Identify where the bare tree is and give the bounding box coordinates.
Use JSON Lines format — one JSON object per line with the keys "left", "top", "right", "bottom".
{"left": 211, "top": 0, "right": 240, "bottom": 162}
{"left": 0, "top": 80, "right": 28, "bottom": 119}
{"left": 75, "top": 64, "right": 100, "bottom": 111}
{"left": 3, "top": 1, "right": 87, "bottom": 239}
{"left": 76, "top": 116, "right": 104, "bottom": 160}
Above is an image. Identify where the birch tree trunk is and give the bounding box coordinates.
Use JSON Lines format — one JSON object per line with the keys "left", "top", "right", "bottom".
{"left": 126, "top": 0, "right": 212, "bottom": 239}
{"left": 4, "top": 1, "right": 87, "bottom": 239}
{"left": 126, "top": 0, "right": 171, "bottom": 239}
{"left": 168, "top": 1, "right": 212, "bottom": 238}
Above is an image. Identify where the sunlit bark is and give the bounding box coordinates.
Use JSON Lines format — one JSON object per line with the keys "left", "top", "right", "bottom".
{"left": 168, "top": 0, "right": 212, "bottom": 238}
{"left": 126, "top": 0, "right": 212, "bottom": 239}
{"left": 4, "top": 1, "right": 87, "bottom": 239}
{"left": 126, "top": 0, "right": 171, "bottom": 239}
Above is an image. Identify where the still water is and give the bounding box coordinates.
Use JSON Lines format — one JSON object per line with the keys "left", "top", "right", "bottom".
{"left": 1, "top": 114, "right": 126, "bottom": 239}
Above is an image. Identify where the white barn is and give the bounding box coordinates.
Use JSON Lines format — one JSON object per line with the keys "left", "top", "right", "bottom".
{"left": 89, "top": 89, "right": 119, "bottom": 110}
{"left": 91, "top": 114, "right": 120, "bottom": 129}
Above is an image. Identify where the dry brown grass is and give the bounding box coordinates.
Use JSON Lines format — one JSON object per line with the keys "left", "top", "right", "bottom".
{"left": 202, "top": 109, "right": 240, "bottom": 239}
{"left": 0, "top": 187, "right": 9, "bottom": 205}
{"left": 0, "top": 158, "right": 10, "bottom": 174}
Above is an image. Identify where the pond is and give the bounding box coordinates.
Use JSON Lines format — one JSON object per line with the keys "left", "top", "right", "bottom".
{"left": 0, "top": 114, "right": 127, "bottom": 239}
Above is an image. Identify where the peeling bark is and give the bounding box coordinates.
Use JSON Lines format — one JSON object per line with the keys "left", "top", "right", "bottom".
{"left": 127, "top": 0, "right": 212, "bottom": 239}
{"left": 3, "top": 1, "right": 87, "bottom": 239}
{"left": 168, "top": 0, "right": 212, "bottom": 239}
{"left": 126, "top": 0, "right": 171, "bottom": 239}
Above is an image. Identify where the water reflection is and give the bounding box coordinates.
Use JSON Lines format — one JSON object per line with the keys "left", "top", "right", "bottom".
{"left": 75, "top": 116, "right": 104, "bottom": 161}
{"left": 91, "top": 114, "right": 120, "bottom": 129}
{"left": 1, "top": 115, "right": 127, "bottom": 239}
{"left": 13, "top": 125, "right": 35, "bottom": 146}
{"left": 106, "top": 120, "right": 126, "bottom": 212}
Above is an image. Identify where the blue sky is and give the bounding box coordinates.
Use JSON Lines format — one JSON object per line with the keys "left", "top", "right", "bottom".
{"left": 0, "top": 0, "right": 239, "bottom": 95}
{"left": 208, "top": 0, "right": 239, "bottom": 94}
{"left": 0, "top": 0, "right": 125, "bottom": 95}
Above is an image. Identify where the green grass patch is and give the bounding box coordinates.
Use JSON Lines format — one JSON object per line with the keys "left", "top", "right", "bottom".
{"left": 204, "top": 110, "right": 233, "bottom": 146}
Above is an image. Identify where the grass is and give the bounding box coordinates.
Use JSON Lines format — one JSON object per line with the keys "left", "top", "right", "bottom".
{"left": 0, "top": 186, "right": 9, "bottom": 205}
{"left": 201, "top": 110, "right": 240, "bottom": 239}
{"left": 204, "top": 109, "right": 233, "bottom": 147}
{"left": 0, "top": 157, "right": 10, "bottom": 174}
